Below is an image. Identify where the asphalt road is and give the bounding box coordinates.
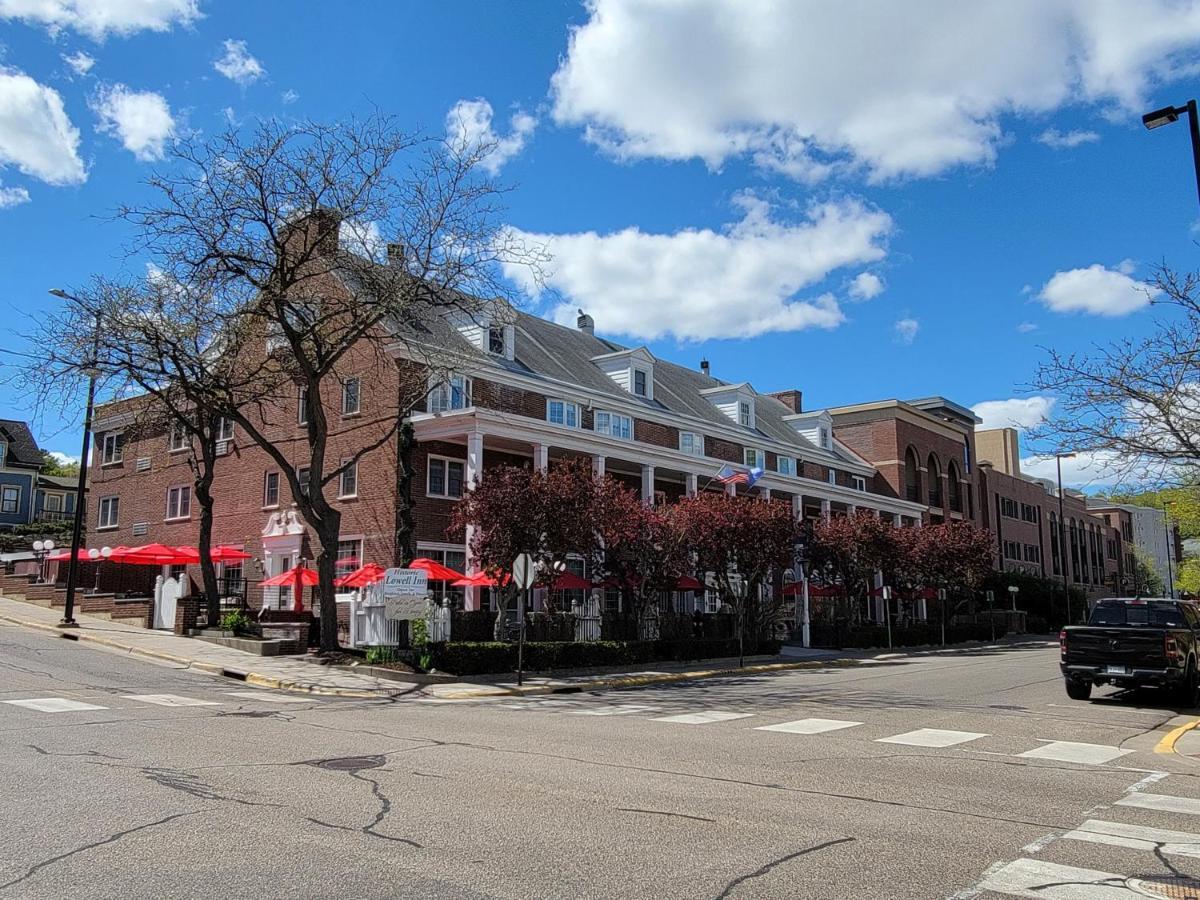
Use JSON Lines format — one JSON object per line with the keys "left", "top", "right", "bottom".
{"left": 3, "top": 620, "right": 1200, "bottom": 899}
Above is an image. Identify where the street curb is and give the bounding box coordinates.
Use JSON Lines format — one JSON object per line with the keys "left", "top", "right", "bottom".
{"left": 1156, "top": 717, "right": 1200, "bottom": 754}
{"left": 0, "top": 610, "right": 407, "bottom": 699}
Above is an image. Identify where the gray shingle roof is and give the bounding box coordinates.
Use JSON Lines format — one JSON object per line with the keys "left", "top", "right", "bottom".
{"left": 0, "top": 419, "right": 42, "bottom": 469}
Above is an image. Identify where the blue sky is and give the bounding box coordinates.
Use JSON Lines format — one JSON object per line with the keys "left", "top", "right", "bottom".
{"left": 2, "top": 1, "right": 1200, "bottom": 488}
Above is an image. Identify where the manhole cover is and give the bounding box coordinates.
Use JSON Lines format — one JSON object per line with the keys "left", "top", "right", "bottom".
{"left": 311, "top": 755, "right": 386, "bottom": 772}
{"left": 1129, "top": 875, "right": 1200, "bottom": 899}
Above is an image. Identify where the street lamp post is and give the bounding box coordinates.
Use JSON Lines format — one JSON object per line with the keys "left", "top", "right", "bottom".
{"left": 1056, "top": 453, "right": 1076, "bottom": 625}
{"left": 87, "top": 545, "right": 113, "bottom": 594}
{"left": 1163, "top": 500, "right": 1176, "bottom": 599}
{"left": 30, "top": 539, "right": 55, "bottom": 584}
{"left": 49, "top": 288, "right": 100, "bottom": 629}
{"left": 1143, "top": 100, "right": 1200, "bottom": 209}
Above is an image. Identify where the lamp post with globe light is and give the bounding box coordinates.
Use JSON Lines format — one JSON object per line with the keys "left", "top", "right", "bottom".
{"left": 87, "top": 546, "right": 112, "bottom": 594}
{"left": 31, "top": 539, "right": 55, "bottom": 584}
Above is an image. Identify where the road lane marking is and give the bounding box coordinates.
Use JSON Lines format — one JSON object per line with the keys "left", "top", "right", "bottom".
{"left": 875, "top": 728, "right": 986, "bottom": 748}
{"left": 225, "top": 691, "right": 315, "bottom": 704}
{"left": 978, "top": 858, "right": 1141, "bottom": 898}
{"left": 1018, "top": 741, "right": 1132, "bottom": 766}
{"left": 1156, "top": 717, "right": 1200, "bottom": 753}
{"left": 1063, "top": 818, "right": 1200, "bottom": 857}
{"left": 571, "top": 704, "right": 657, "bottom": 716}
{"left": 1116, "top": 792, "right": 1200, "bottom": 816}
{"left": 755, "top": 718, "right": 862, "bottom": 735}
{"left": 653, "top": 711, "right": 754, "bottom": 725}
{"left": 124, "top": 694, "right": 221, "bottom": 707}
{"left": 2, "top": 698, "right": 108, "bottom": 713}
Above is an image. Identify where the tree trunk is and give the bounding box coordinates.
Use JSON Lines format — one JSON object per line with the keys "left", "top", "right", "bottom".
{"left": 393, "top": 417, "right": 416, "bottom": 567}
{"left": 193, "top": 439, "right": 220, "bottom": 625}
{"left": 313, "top": 511, "right": 343, "bottom": 653}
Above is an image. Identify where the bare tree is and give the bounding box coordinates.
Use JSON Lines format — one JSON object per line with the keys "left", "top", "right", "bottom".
{"left": 1032, "top": 264, "right": 1200, "bottom": 486}
{"left": 109, "top": 116, "right": 541, "bottom": 652}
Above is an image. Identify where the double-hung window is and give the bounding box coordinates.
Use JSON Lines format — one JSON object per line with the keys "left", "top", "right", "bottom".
{"left": 0, "top": 442, "right": 6, "bottom": 467}
{"left": 166, "top": 485, "right": 191, "bottom": 520}
{"left": 852, "top": 475, "right": 867, "bottom": 492}
{"left": 101, "top": 432, "right": 124, "bottom": 465}
{"left": 744, "top": 448, "right": 764, "bottom": 469}
{"left": 342, "top": 377, "right": 361, "bottom": 416}
{"left": 594, "top": 411, "right": 632, "bottom": 440}
{"left": 427, "top": 456, "right": 465, "bottom": 499}
{"left": 776, "top": 456, "right": 795, "bottom": 476}
{"left": 338, "top": 460, "right": 358, "bottom": 499}
{"left": 216, "top": 417, "right": 234, "bottom": 442}
{"left": 827, "top": 469, "right": 837, "bottom": 485}
{"left": 169, "top": 422, "right": 188, "bottom": 452}
{"left": 633, "top": 369, "right": 648, "bottom": 397}
{"left": 679, "top": 432, "right": 704, "bottom": 457}
{"left": 429, "top": 374, "right": 471, "bottom": 413}
{"left": 297, "top": 466, "right": 311, "bottom": 497}
{"left": 336, "top": 539, "right": 362, "bottom": 578}
{"left": 263, "top": 471, "right": 280, "bottom": 508}
{"left": 0, "top": 485, "right": 19, "bottom": 514}
{"left": 738, "top": 401, "right": 752, "bottom": 427}
{"left": 297, "top": 385, "right": 308, "bottom": 425}
{"left": 487, "top": 326, "right": 506, "bottom": 356}
{"left": 547, "top": 399, "right": 580, "bottom": 428}
{"left": 98, "top": 496, "right": 119, "bottom": 529}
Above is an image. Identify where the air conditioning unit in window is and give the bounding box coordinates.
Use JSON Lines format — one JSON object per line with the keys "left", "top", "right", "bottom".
{"left": 132, "top": 522, "right": 149, "bottom": 537}
{"left": 135, "top": 457, "right": 151, "bottom": 473}
{"left": 215, "top": 440, "right": 230, "bottom": 456}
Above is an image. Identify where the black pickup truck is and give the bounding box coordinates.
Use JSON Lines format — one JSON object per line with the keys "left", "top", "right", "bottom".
{"left": 1060, "top": 598, "right": 1200, "bottom": 703}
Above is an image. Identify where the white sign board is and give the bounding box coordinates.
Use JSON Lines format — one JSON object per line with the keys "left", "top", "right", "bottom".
{"left": 512, "top": 553, "right": 535, "bottom": 590}
{"left": 382, "top": 568, "right": 429, "bottom": 621}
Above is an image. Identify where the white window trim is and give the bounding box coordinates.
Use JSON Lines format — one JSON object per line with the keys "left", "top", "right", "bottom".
{"left": 426, "top": 455, "right": 466, "bottom": 500}
{"left": 165, "top": 484, "right": 192, "bottom": 521}
{"left": 738, "top": 401, "right": 752, "bottom": 428}
{"left": 546, "top": 398, "right": 581, "bottom": 429}
{"left": 775, "top": 456, "right": 795, "bottom": 476}
{"left": 216, "top": 417, "right": 235, "bottom": 442}
{"left": 679, "top": 431, "right": 704, "bottom": 458}
{"left": 633, "top": 368, "right": 649, "bottom": 397}
{"left": 852, "top": 475, "right": 867, "bottom": 492}
{"left": 0, "top": 441, "right": 7, "bottom": 468}
{"left": 827, "top": 469, "right": 837, "bottom": 485}
{"left": 594, "top": 409, "right": 633, "bottom": 440}
{"left": 297, "top": 385, "right": 308, "bottom": 426}
{"left": 296, "top": 465, "right": 311, "bottom": 497}
{"left": 341, "top": 377, "right": 361, "bottom": 417}
{"left": 0, "top": 484, "right": 20, "bottom": 515}
{"left": 428, "top": 373, "right": 472, "bottom": 414}
{"left": 337, "top": 459, "right": 359, "bottom": 500}
{"left": 97, "top": 495, "right": 119, "bottom": 530}
{"left": 262, "top": 471, "right": 280, "bottom": 509}
{"left": 100, "top": 432, "right": 124, "bottom": 466}
{"left": 487, "top": 325, "right": 507, "bottom": 356}
{"left": 744, "top": 448, "right": 764, "bottom": 469}
{"left": 168, "top": 423, "right": 188, "bottom": 453}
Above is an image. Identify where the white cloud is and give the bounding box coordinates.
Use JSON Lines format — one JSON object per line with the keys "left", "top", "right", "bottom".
{"left": 1017, "top": 321, "right": 1038, "bottom": 333}
{"left": 1021, "top": 450, "right": 1133, "bottom": 489}
{"left": 446, "top": 98, "right": 536, "bottom": 175}
{"left": 281, "top": 89, "right": 298, "bottom": 105}
{"left": 91, "top": 83, "right": 175, "bottom": 161}
{"left": 1038, "top": 263, "right": 1159, "bottom": 316}
{"left": 1036, "top": 127, "right": 1100, "bottom": 149}
{"left": 503, "top": 194, "right": 890, "bottom": 342}
{"left": 893, "top": 318, "right": 919, "bottom": 345}
{"left": 62, "top": 50, "right": 94, "bottom": 76}
{"left": 48, "top": 450, "right": 79, "bottom": 466}
{"left": 848, "top": 271, "right": 884, "bottom": 300}
{"left": 0, "top": 68, "right": 85, "bottom": 185}
{"left": 339, "top": 218, "right": 384, "bottom": 258}
{"left": 0, "top": 0, "right": 200, "bottom": 40}
{"left": 213, "top": 39, "right": 265, "bottom": 86}
{"left": 0, "top": 181, "right": 30, "bottom": 208}
{"left": 972, "top": 396, "right": 1056, "bottom": 430}
{"left": 551, "top": 0, "right": 1200, "bottom": 181}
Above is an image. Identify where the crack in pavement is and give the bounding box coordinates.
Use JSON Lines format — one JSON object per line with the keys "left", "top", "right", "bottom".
{"left": 304, "top": 762, "right": 422, "bottom": 848}
{"left": 0, "top": 811, "right": 195, "bottom": 892}
{"left": 27, "top": 744, "right": 123, "bottom": 761}
{"left": 142, "top": 767, "right": 285, "bottom": 809}
{"left": 615, "top": 807, "right": 715, "bottom": 823}
{"left": 713, "top": 837, "right": 855, "bottom": 899}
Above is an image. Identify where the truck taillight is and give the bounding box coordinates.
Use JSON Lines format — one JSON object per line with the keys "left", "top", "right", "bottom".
{"left": 1166, "top": 634, "right": 1181, "bottom": 662}
{"left": 1059, "top": 629, "right": 1067, "bottom": 657}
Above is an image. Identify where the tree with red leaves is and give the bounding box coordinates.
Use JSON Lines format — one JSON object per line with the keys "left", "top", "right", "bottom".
{"left": 808, "top": 511, "right": 902, "bottom": 621}
{"left": 672, "top": 492, "right": 799, "bottom": 663}
{"left": 897, "top": 521, "right": 994, "bottom": 640}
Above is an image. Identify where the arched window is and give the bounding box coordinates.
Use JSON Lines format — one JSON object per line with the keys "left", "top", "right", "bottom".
{"left": 947, "top": 460, "right": 962, "bottom": 512}
{"left": 927, "top": 453, "right": 942, "bottom": 507}
{"left": 904, "top": 447, "right": 921, "bottom": 502}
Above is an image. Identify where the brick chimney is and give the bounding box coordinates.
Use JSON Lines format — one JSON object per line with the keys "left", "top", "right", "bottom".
{"left": 769, "top": 389, "right": 803, "bottom": 414}
{"left": 281, "top": 207, "right": 343, "bottom": 260}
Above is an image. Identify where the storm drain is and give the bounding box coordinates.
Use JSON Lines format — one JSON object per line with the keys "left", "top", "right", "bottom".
{"left": 309, "top": 755, "right": 386, "bottom": 772}
{"left": 1130, "top": 875, "right": 1200, "bottom": 899}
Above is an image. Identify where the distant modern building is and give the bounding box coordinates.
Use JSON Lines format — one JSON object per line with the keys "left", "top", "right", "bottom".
{"left": 1088, "top": 500, "right": 1177, "bottom": 596}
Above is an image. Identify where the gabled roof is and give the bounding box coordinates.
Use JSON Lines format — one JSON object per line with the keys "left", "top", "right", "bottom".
{"left": 0, "top": 420, "right": 42, "bottom": 469}
{"left": 38, "top": 474, "right": 77, "bottom": 490}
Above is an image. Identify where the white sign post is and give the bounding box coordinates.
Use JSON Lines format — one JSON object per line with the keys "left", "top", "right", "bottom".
{"left": 511, "top": 553, "right": 536, "bottom": 686}
{"left": 383, "top": 567, "right": 429, "bottom": 621}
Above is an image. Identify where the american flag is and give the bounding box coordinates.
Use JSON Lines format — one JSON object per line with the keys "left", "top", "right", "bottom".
{"left": 715, "top": 464, "right": 764, "bottom": 487}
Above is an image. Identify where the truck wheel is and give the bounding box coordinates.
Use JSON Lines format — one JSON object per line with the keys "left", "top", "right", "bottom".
{"left": 1177, "top": 661, "right": 1198, "bottom": 708}
{"left": 1065, "top": 679, "right": 1092, "bottom": 701}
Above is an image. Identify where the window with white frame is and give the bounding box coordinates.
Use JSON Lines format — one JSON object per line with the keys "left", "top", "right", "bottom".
{"left": 100, "top": 432, "right": 124, "bottom": 465}
{"left": 297, "top": 466, "right": 310, "bottom": 497}
{"left": 216, "top": 417, "right": 234, "bottom": 442}
{"left": 827, "top": 469, "right": 837, "bottom": 485}
{"left": 852, "top": 475, "right": 867, "bottom": 492}
{"left": 169, "top": 421, "right": 188, "bottom": 452}
{"left": 166, "top": 485, "right": 191, "bottom": 520}
{"left": 338, "top": 460, "right": 358, "bottom": 499}
{"left": 633, "top": 369, "right": 648, "bottom": 397}
{"left": 776, "top": 456, "right": 795, "bottom": 476}
{"left": 336, "top": 538, "right": 362, "bottom": 578}
{"left": 738, "top": 401, "right": 752, "bottom": 427}
{"left": 546, "top": 399, "right": 580, "bottom": 428}
{"left": 818, "top": 426, "right": 830, "bottom": 449}
{"left": 487, "top": 326, "right": 506, "bottom": 356}
{"left": 679, "top": 431, "right": 704, "bottom": 457}
{"left": 263, "top": 471, "right": 279, "bottom": 508}
{"left": 0, "top": 441, "right": 7, "bottom": 467}
{"left": 0, "top": 485, "right": 19, "bottom": 514}
{"left": 341, "top": 377, "right": 361, "bottom": 416}
{"left": 429, "top": 374, "right": 471, "bottom": 413}
{"left": 98, "top": 496, "right": 119, "bottom": 529}
{"left": 297, "top": 385, "right": 308, "bottom": 425}
{"left": 43, "top": 492, "right": 62, "bottom": 512}
{"left": 427, "top": 456, "right": 465, "bottom": 499}
{"left": 594, "top": 410, "right": 632, "bottom": 440}
{"left": 744, "top": 448, "right": 764, "bottom": 468}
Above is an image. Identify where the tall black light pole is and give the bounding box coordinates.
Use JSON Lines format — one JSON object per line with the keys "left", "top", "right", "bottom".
{"left": 1143, "top": 100, "right": 1200, "bottom": 209}
{"left": 1056, "top": 453, "right": 1075, "bottom": 625}
{"left": 1163, "top": 499, "right": 1176, "bottom": 599}
{"left": 49, "top": 288, "right": 99, "bottom": 629}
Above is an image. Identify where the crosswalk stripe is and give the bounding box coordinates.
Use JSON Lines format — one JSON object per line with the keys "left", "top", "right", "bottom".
{"left": 225, "top": 691, "right": 315, "bottom": 704}
{"left": 571, "top": 704, "right": 657, "bottom": 716}
{"left": 124, "top": 694, "right": 221, "bottom": 707}
{"left": 1063, "top": 818, "right": 1200, "bottom": 857}
{"left": 2, "top": 697, "right": 107, "bottom": 713}
{"left": 1116, "top": 792, "right": 1200, "bottom": 816}
{"left": 978, "top": 857, "right": 1141, "bottom": 898}
{"left": 875, "top": 728, "right": 986, "bottom": 748}
{"left": 653, "top": 711, "right": 753, "bottom": 725}
{"left": 1019, "top": 741, "right": 1132, "bottom": 766}
{"left": 755, "top": 718, "right": 862, "bottom": 735}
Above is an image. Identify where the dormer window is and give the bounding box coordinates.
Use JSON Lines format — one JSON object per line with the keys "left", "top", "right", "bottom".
{"left": 634, "top": 369, "right": 648, "bottom": 397}
{"left": 819, "top": 426, "right": 830, "bottom": 449}
{"left": 591, "top": 347, "right": 655, "bottom": 400}
{"left": 739, "top": 402, "right": 752, "bottom": 427}
{"left": 488, "top": 326, "right": 506, "bottom": 356}
{"left": 0, "top": 441, "right": 9, "bottom": 467}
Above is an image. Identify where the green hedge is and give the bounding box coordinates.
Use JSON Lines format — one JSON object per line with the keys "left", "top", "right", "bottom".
{"left": 427, "top": 638, "right": 781, "bottom": 676}
{"left": 811, "top": 622, "right": 1004, "bottom": 650}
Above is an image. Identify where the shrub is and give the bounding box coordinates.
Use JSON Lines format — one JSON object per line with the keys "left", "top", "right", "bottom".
{"left": 219, "top": 610, "right": 253, "bottom": 635}
{"left": 365, "top": 645, "right": 400, "bottom": 665}
{"left": 810, "top": 622, "right": 1003, "bottom": 650}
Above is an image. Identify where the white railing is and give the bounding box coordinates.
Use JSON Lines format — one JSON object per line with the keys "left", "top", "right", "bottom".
{"left": 572, "top": 592, "right": 602, "bottom": 642}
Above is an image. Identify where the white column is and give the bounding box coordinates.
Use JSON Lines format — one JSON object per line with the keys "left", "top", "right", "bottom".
{"left": 641, "top": 464, "right": 655, "bottom": 503}
{"left": 821, "top": 499, "right": 831, "bottom": 520}
{"left": 848, "top": 503, "right": 857, "bottom": 516}
{"left": 893, "top": 513, "right": 902, "bottom": 527}
{"left": 686, "top": 473, "right": 698, "bottom": 497}
{"left": 464, "top": 431, "right": 484, "bottom": 611}
{"left": 592, "top": 454, "right": 606, "bottom": 480}
{"left": 726, "top": 481, "right": 737, "bottom": 496}
{"left": 791, "top": 494, "right": 802, "bottom": 520}
{"left": 761, "top": 488, "right": 772, "bottom": 501}
{"left": 533, "top": 443, "right": 549, "bottom": 473}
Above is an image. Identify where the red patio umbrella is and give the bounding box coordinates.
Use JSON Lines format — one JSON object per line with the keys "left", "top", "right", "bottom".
{"left": 541, "top": 571, "right": 591, "bottom": 591}
{"left": 209, "top": 545, "right": 252, "bottom": 563}
{"left": 121, "top": 543, "right": 196, "bottom": 565}
{"left": 781, "top": 581, "right": 806, "bottom": 596}
{"left": 47, "top": 548, "right": 94, "bottom": 562}
{"left": 807, "top": 584, "right": 842, "bottom": 598}
{"left": 451, "top": 571, "right": 508, "bottom": 588}
{"left": 408, "top": 557, "right": 464, "bottom": 582}
{"left": 335, "top": 563, "right": 386, "bottom": 588}
{"left": 675, "top": 575, "right": 706, "bottom": 591}
{"left": 261, "top": 563, "right": 320, "bottom": 612}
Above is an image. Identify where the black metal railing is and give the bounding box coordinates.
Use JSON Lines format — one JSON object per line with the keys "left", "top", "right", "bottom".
{"left": 34, "top": 509, "right": 73, "bottom": 523}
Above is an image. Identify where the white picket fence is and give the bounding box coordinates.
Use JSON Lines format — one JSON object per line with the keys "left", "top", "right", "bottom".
{"left": 572, "top": 593, "right": 602, "bottom": 642}
{"left": 341, "top": 585, "right": 453, "bottom": 648}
